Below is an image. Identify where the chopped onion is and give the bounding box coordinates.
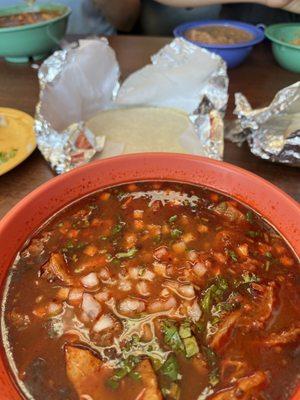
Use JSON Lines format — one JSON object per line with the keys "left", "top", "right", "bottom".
{"left": 118, "top": 280, "right": 132, "bottom": 292}
{"left": 188, "top": 301, "right": 202, "bottom": 322}
{"left": 93, "top": 314, "right": 114, "bottom": 333}
{"left": 81, "top": 293, "right": 101, "bottom": 320}
{"left": 94, "top": 291, "right": 110, "bottom": 302}
{"left": 153, "top": 261, "right": 166, "bottom": 276}
{"left": 193, "top": 262, "right": 207, "bottom": 278}
{"left": 68, "top": 288, "right": 83, "bottom": 306}
{"left": 119, "top": 298, "right": 145, "bottom": 315}
{"left": 179, "top": 284, "right": 195, "bottom": 298}
{"left": 129, "top": 267, "right": 139, "bottom": 280}
{"left": 99, "top": 268, "right": 110, "bottom": 280}
{"left": 188, "top": 250, "right": 198, "bottom": 262}
{"left": 136, "top": 281, "right": 150, "bottom": 297}
{"left": 148, "top": 296, "right": 177, "bottom": 313}
{"left": 47, "top": 302, "right": 63, "bottom": 317}
{"left": 81, "top": 272, "right": 99, "bottom": 288}
{"left": 160, "top": 288, "right": 170, "bottom": 298}
{"left": 153, "top": 246, "right": 169, "bottom": 261}
{"left": 56, "top": 287, "right": 70, "bottom": 301}
{"left": 143, "top": 269, "right": 155, "bottom": 281}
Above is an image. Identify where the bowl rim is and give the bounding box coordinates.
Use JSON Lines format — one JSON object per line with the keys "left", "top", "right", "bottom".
{"left": 0, "top": 153, "right": 299, "bottom": 399}
{"left": 265, "top": 23, "right": 300, "bottom": 51}
{"left": 0, "top": 153, "right": 299, "bottom": 255}
{"left": 0, "top": 2, "right": 71, "bottom": 33}
{"left": 173, "top": 19, "right": 265, "bottom": 50}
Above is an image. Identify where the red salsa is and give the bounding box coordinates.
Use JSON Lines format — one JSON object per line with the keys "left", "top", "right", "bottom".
{"left": 1, "top": 182, "right": 299, "bottom": 400}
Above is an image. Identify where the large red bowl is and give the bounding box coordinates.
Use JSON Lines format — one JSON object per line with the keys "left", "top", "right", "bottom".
{"left": 0, "top": 153, "right": 299, "bottom": 400}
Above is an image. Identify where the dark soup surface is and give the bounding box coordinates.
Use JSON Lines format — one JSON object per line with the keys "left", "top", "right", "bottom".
{"left": 0, "top": 10, "right": 62, "bottom": 28}
{"left": 1, "top": 181, "right": 300, "bottom": 400}
{"left": 185, "top": 25, "right": 253, "bottom": 45}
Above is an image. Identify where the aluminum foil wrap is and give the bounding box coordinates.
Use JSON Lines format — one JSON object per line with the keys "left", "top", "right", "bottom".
{"left": 35, "top": 37, "right": 228, "bottom": 174}
{"left": 226, "top": 82, "right": 300, "bottom": 167}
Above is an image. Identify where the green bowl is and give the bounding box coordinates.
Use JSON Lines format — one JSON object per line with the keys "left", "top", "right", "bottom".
{"left": 265, "top": 23, "right": 300, "bottom": 73}
{"left": 0, "top": 2, "right": 70, "bottom": 63}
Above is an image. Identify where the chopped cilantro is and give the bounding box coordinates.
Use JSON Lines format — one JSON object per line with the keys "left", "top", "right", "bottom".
{"left": 107, "top": 356, "right": 140, "bottom": 389}
{"left": 241, "top": 272, "right": 260, "bottom": 284}
{"left": 0, "top": 148, "right": 17, "bottom": 165}
{"left": 202, "top": 346, "right": 219, "bottom": 386}
{"left": 160, "top": 354, "right": 180, "bottom": 382}
{"left": 200, "top": 277, "right": 228, "bottom": 313}
{"left": 162, "top": 320, "right": 184, "bottom": 352}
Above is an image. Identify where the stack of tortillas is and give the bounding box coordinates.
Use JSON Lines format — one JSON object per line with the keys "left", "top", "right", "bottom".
{"left": 87, "top": 107, "right": 199, "bottom": 157}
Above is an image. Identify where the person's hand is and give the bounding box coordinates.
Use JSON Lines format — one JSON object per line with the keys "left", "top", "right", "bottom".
{"left": 157, "top": 0, "right": 300, "bottom": 13}
{"left": 265, "top": 0, "right": 300, "bottom": 13}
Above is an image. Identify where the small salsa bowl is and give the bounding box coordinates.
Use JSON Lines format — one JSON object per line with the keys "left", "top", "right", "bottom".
{"left": 0, "top": 2, "right": 70, "bottom": 63}
{"left": 173, "top": 20, "right": 265, "bottom": 68}
{"left": 265, "top": 23, "right": 300, "bottom": 73}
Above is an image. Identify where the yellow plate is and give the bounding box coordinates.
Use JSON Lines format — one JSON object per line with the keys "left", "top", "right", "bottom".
{"left": 0, "top": 107, "right": 36, "bottom": 176}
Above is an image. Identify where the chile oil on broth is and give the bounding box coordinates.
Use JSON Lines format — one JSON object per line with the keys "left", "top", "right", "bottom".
{"left": 1, "top": 181, "right": 300, "bottom": 400}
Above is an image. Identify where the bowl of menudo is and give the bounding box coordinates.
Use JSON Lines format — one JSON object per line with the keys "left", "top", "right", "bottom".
{"left": 0, "top": 2, "right": 70, "bottom": 63}
{"left": 174, "top": 20, "right": 265, "bottom": 68}
{"left": 0, "top": 153, "right": 299, "bottom": 400}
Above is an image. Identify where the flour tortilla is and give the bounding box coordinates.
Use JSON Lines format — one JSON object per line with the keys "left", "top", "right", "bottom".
{"left": 86, "top": 107, "right": 199, "bottom": 156}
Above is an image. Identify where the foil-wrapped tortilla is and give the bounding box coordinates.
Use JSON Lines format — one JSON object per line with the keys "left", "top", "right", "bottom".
{"left": 35, "top": 37, "right": 228, "bottom": 174}
{"left": 226, "top": 82, "right": 300, "bottom": 167}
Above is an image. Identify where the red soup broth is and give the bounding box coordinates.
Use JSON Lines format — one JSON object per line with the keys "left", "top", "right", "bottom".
{"left": 1, "top": 181, "right": 299, "bottom": 400}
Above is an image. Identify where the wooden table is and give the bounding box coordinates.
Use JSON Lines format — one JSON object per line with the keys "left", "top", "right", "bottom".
{"left": 0, "top": 35, "right": 299, "bottom": 219}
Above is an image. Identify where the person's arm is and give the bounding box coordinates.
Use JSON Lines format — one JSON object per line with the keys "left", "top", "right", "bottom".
{"left": 155, "top": 0, "right": 300, "bottom": 13}
{"left": 92, "top": 0, "right": 140, "bottom": 32}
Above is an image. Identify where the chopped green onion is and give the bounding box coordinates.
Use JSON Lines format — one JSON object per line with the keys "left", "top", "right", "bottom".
{"left": 129, "top": 371, "right": 141, "bottom": 381}
{"left": 228, "top": 250, "right": 238, "bottom": 262}
{"left": 115, "top": 247, "right": 138, "bottom": 259}
{"left": 106, "top": 378, "right": 119, "bottom": 390}
{"left": 179, "top": 321, "right": 191, "bottom": 339}
{"left": 247, "top": 230, "right": 260, "bottom": 238}
{"left": 183, "top": 336, "right": 199, "bottom": 358}
{"left": 111, "top": 223, "right": 123, "bottom": 235}
{"left": 209, "top": 368, "right": 220, "bottom": 386}
{"left": 169, "top": 215, "right": 178, "bottom": 223}
{"left": 171, "top": 229, "right": 183, "bottom": 239}
{"left": 265, "top": 260, "right": 271, "bottom": 271}
{"left": 88, "top": 204, "right": 98, "bottom": 210}
{"left": 246, "top": 211, "right": 254, "bottom": 223}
